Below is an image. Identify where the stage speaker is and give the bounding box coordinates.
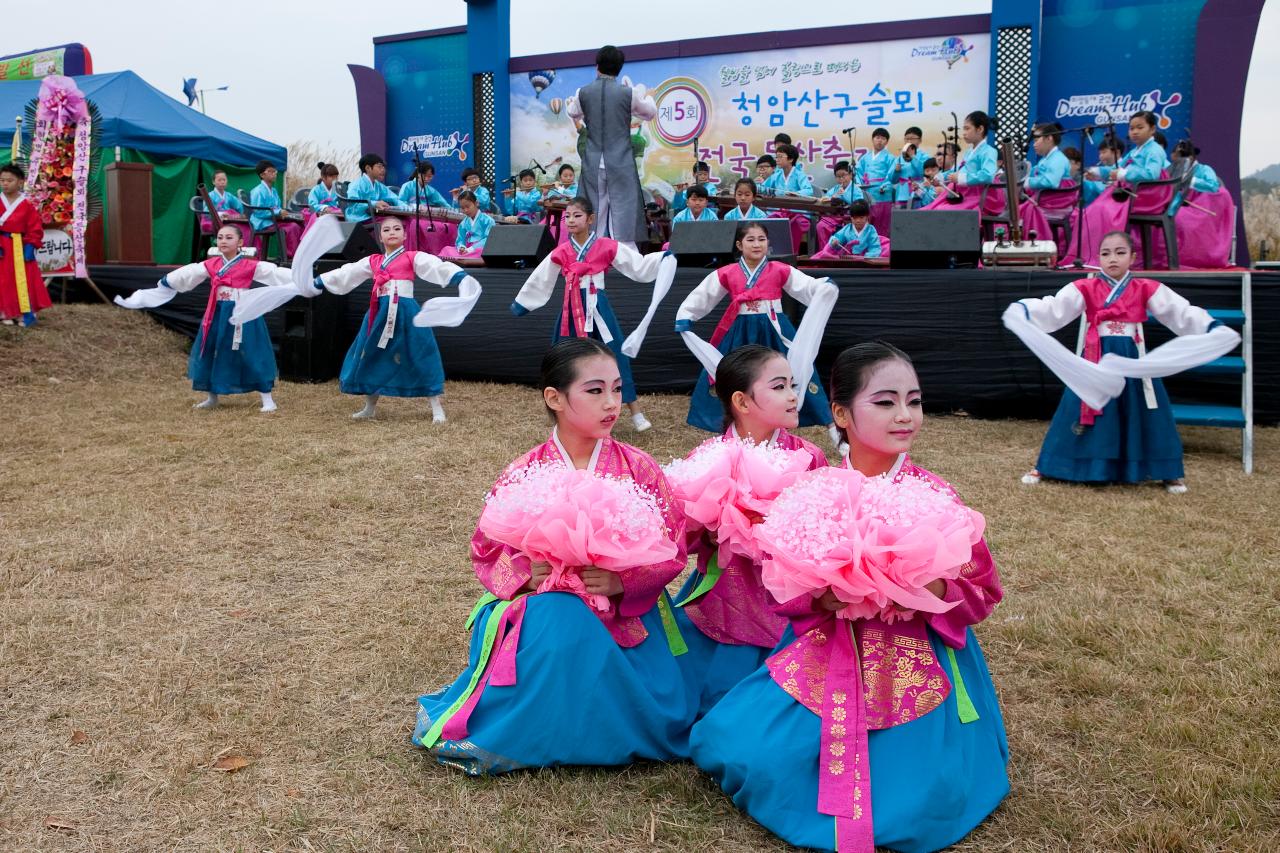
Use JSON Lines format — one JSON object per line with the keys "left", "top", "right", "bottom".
{"left": 889, "top": 209, "right": 980, "bottom": 269}
{"left": 480, "top": 224, "right": 555, "bottom": 268}
{"left": 277, "top": 259, "right": 349, "bottom": 383}
{"left": 668, "top": 219, "right": 794, "bottom": 267}
{"left": 321, "top": 220, "right": 380, "bottom": 262}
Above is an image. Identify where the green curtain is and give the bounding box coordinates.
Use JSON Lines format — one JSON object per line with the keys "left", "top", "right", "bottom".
{"left": 4, "top": 146, "right": 286, "bottom": 265}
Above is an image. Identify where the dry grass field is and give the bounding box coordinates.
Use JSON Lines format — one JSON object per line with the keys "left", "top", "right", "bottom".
{"left": 2, "top": 305, "right": 1277, "bottom": 853}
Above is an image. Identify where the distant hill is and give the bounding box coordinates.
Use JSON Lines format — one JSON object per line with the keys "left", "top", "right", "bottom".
{"left": 1246, "top": 163, "right": 1280, "bottom": 184}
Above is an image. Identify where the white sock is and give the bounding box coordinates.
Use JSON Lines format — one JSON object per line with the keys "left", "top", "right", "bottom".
{"left": 353, "top": 394, "right": 379, "bottom": 419}
{"left": 259, "top": 392, "right": 277, "bottom": 412}
{"left": 429, "top": 396, "right": 446, "bottom": 422}
{"left": 194, "top": 394, "right": 219, "bottom": 409}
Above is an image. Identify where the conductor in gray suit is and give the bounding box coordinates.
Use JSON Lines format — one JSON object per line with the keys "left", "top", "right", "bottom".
{"left": 566, "top": 45, "right": 657, "bottom": 246}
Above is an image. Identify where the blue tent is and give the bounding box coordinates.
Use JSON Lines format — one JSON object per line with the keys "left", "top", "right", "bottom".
{"left": 0, "top": 69, "right": 285, "bottom": 166}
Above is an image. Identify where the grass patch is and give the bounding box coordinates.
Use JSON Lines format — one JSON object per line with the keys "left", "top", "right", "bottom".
{"left": 1, "top": 306, "right": 1277, "bottom": 851}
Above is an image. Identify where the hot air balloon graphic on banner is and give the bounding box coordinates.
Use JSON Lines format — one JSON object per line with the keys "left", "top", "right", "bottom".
{"left": 528, "top": 69, "right": 556, "bottom": 98}
{"left": 549, "top": 97, "right": 563, "bottom": 116}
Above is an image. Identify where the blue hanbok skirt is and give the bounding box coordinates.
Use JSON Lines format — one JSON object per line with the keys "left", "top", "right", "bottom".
{"left": 671, "top": 572, "right": 774, "bottom": 718}
{"left": 188, "top": 302, "right": 276, "bottom": 394}
{"left": 689, "top": 625, "right": 1009, "bottom": 853}
{"left": 1036, "top": 336, "right": 1184, "bottom": 482}
{"left": 687, "top": 313, "right": 831, "bottom": 432}
{"left": 549, "top": 289, "right": 638, "bottom": 404}
{"left": 340, "top": 295, "right": 445, "bottom": 397}
{"left": 413, "top": 592, "right": 699, "bottom": 775}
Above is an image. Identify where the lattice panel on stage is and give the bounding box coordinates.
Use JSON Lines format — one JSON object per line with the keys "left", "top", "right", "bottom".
{"left": 472, "top": 72, "right": 497, "bottom": 186}
{"left": 995, "top": 26, "right": 1032, "bottom": 155}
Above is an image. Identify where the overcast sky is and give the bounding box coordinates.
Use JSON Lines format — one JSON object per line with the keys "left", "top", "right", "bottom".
{"left": 31, "top": 0, "right": 1280, "bottom": 175}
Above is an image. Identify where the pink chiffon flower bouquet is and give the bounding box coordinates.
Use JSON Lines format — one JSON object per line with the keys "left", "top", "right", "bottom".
{"left": 663, "top": 438, "right": 814, "bottom": 564}
{"left": 478, "top": 462, "right": 678, "bottom": 610}
{"left": 757, "top": 467, "right": 985, "bottom": 622}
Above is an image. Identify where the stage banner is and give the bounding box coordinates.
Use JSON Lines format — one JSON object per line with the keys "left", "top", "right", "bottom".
{"left": 509, "top": 32, "right": 989, "bottom": 199}
{"left": 1037, "top": 0, "right": 1204, "bottom": 158}
{"left": 0, "top": 48, "right": 65, "bottom": 81}
{"left": 375, "top": 31, "right": 473, "bottom": 196}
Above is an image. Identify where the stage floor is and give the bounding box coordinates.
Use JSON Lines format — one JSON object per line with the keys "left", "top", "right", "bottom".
{"left": 80, "top": 264, "right": 1279, "bottom": 424}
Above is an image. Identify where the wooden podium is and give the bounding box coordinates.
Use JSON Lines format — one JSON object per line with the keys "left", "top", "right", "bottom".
{"left": 105, "top": 161, "right": 153, "bottom": 264}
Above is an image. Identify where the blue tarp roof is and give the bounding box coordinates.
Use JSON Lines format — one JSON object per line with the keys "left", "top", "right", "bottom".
{"left": 0, "top": 70, "right": 286, "bottom": 167}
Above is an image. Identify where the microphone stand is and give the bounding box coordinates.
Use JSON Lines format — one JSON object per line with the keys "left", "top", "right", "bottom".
{"left": 410, "top": 147, "right": 423, "bottom": 252}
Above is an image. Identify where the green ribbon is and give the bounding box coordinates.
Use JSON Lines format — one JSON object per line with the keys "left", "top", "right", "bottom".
{"left": 674, "top": 553, "right": 724, "bottom": 607}
{"left": 656, "top": 591, "right": 688, "bottom": 656}
{"left": 945, "top": 646, "right": 980, "bottom": 724}
{"left": 418, "top": 596, "right": 519, "bottom": 749}
{"left": 464, "top": 592, "right": 500, "bottom": 631}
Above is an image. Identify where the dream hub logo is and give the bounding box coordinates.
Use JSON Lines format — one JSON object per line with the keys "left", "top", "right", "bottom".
{"left": 1055, "top": 89, "right": 1183, "bottom": 129}
{"left": 911, "top": 37, "right": 974, "bottom": 68}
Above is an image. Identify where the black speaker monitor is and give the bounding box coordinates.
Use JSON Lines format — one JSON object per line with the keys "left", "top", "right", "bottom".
{"left": 315, "top": 220, "right": 381, "bottom": 262}
{"left": 668, "top": 219, "right": 794, "bottom": 267}
{"left": 481, "top": 224, "right": 556, "bottom": 269}
{"left": 889, "top": 209, "right": 980, "bottom": 269}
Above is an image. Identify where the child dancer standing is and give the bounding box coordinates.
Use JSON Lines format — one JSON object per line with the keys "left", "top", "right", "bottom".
{"left": 314, "top": 217, "right": 481, "bottom": 421}
{"left": 512, "top": 196, "right": 671, "bottom": 432}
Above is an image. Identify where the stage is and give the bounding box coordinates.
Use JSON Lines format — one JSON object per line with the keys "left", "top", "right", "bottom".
{"left": 80, "top": 264, "right": 1279, "bottom": 424}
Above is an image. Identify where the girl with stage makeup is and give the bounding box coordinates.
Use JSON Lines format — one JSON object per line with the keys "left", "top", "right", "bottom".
{"left": 114, "top": 223, "right": 293, "bottom": 411}
{"left": 1009, "top": 231, "right": 1237, "bottom": 493}
{"left": 0, "top": 163, "right": 51, "bottom": 327}
{"left": 511, "top": 196, "right": 676, "bottom": 433}
{"left": 313, "top": 216, "right": 482, "bottom": 421}
{"left": 674, "top": 221, "right": 839, "bottom": 445}
{"left": 670, "top": 345, "right": 829, "bottom": 716}
{"left": 689, "top": 341, "right": 1010, "bottom": 853}
{"left": 412, "top": 338, "right": 695, "bottom": 774}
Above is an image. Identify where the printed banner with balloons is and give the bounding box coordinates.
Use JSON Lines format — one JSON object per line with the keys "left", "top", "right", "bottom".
{"left": 509, "top": 31, "right": 989, "bottom": 200}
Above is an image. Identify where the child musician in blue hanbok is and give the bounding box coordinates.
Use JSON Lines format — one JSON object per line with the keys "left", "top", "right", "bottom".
{"left": 302, "top": 162, "right": 343, "bottom": 238}
{"left": 452, "top": 168, "right": 499, "bottom": 214}
{"left": 547, "top": 163, "right": 578, "bottom": 200}
{"left": 202, "top": 170, "right": 250, "bottom": 242}
{"left": 675, "top": 221, "right": 839, "bottom": 444}
{"left": 1168, "top": 140, "right": 1236, "bottom": 269}
{"left": 114, "top": 224, "right": 292, "bottom": 412}
{"left": 437, "top": 192, "right": 495, "bottom": 260}
{"left": 723, "top": 179, "right": 769, "bottom": 221}
{"left": 398, "top": 161, "right": 458, "bottom": 255}
{"left": 670, "top": 184, "right": 719, "bottom": 224}
{"left": 314, "top": 217, "right": 481, "bottom": 421}
{"left": 889, "top": 127, "right": 926, "bottom": 205}
{"left": 672, "top": 345, "right": 829, "bottom": 716}
{"left": 690, "top": 341, "right": 1009, "bottom": 853}
{"left": 1062, "top": 111, "right": 1171, "bottom": 268}
{"left": 413, "top": 338, "right": 696, "bottom": 773}
{"left": 1018, "top": 123, "right": 1076, "bottom": 251}
{"left": 910, "top": 158, "right": 942, "bottom": 208}
{"left": 764, "top": 144, "right": 814, "bottom": 251}
{"left": 923, "top": 111, "right": 1004, "bottom": 219}
{"left": 672, "top": 161, "right": 722, "bottom": 214}
{"left": 505, "top": 169, "right": 545, "bottom": 223}
{"left": 346, "top": 153, "right": 403, "bottom": 225}
{"left": 814, "top": 160, "right": 863, "bottom": 247}
{"left": 248, "top": 160, "right": 301, "bottom": 259}
{"left": 1012, "top": 231, "right": 1236, "bottom": 493}
{"left": 809, "top": 200, "right": 886, "bottom": 260}
{"left": 512, "top": 196, "right": 673, "bottom": 432}
{"left": 855, "top": 128, "right": 896, "bottom": 231}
